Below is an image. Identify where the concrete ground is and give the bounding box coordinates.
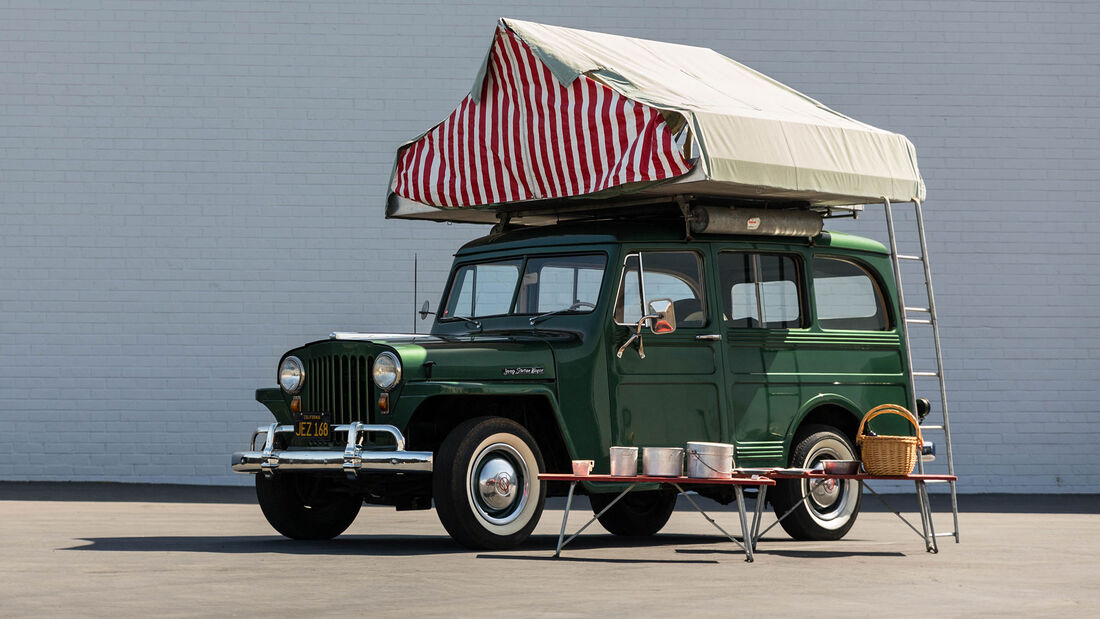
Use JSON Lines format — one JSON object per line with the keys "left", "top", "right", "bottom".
{"left": 1, "top": 483, "right": 1098, "bottom": 617}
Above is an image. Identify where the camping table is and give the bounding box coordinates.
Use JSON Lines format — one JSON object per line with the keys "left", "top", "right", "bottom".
{"left": 756, "top": 472, "right": 959, "bottom": 553}
{"left": 538, "top": 473, "right": 775, "bottom": 562}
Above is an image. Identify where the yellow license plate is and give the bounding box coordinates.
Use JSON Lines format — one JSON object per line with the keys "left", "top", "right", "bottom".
{"left": 293, "top": 412, "right": 331, "bottom": 439}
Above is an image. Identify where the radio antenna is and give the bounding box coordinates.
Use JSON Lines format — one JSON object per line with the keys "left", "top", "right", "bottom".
{"left": 413, "top": 253, "right": 418, "bottom": 334}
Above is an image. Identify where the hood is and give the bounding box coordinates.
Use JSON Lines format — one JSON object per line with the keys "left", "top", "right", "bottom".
{"left": 330, "top": 331, "right": 559, "bottom": 382}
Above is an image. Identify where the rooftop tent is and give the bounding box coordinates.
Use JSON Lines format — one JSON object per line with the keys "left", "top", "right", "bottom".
{"left": 387, "top": 18, "right": 925, "bottom": 224}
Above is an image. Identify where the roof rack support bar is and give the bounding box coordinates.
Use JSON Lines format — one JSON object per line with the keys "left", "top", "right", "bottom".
{"left": 675, "top": 195, "right": 694, "bottom": 241}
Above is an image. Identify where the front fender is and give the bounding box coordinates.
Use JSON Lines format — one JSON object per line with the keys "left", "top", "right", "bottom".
{"left": 393, "top": 381, "right": 579, "bottom": 460}
{"left": 255, "top": 387, "right": 291, "bottom": 425}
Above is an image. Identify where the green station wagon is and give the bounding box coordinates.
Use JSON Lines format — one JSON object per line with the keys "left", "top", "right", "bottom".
{"left": 232, "top": 212, "right": 924, "bottom": 549}
{"left": 230, "top": 18, "right": 955, "bottom": 551}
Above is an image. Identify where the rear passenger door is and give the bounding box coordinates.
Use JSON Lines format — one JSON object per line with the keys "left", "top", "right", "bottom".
{"left": 716, "top": 250, "right": 808, "bottom": 466}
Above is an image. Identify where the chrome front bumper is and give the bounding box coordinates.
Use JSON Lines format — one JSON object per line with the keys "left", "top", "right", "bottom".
{"left": 231, "top": 422, "right": 433, "bottom": 475}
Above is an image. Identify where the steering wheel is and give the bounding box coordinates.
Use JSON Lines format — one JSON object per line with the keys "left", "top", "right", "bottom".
{"left": 568, "top": 301, "right": 596, "bottom": 311}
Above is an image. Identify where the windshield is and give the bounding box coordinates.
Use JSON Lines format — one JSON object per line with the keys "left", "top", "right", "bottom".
{"left": 442, "top": 254, "right": 607, "bottom": 320}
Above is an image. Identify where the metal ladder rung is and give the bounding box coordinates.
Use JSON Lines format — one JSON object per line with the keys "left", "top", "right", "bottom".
{"left": 923, "top": 479, "right": 951, "bottom": 484}
{"left": 913, "top": 371, "right": 940, "bottom": 377}
{"left": 905, "top": 306, "right": 930, "bottom": 313}
{"left": 906, "top": 318, "right": 933, "bottom": 325}
{"left": 897, "top": 254, "right": 924, "bottom": 261}
{"left": 935, "top": 532, "right": 958, "bottom": 537}
{"left": 920, "top": 424, "right": 944, "bottom": 431}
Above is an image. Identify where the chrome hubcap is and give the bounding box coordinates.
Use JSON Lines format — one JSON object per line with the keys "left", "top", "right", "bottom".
{"left": 810, "top": 475, "right": 841, "bottom": 509}
{"left": 478, "top": 457, "right": 517, "bottom": 511}
{"left": 470, "top": 443, "right": 529, "bottom": 525}
{"left": 802, "top": 443, "right": 851, "bottom": 517}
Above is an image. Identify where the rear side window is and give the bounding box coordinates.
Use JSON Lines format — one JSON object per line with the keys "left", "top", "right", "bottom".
{"left": 718, "top": 253, "right": 803, "bottom": 328}
{"left": 812, "top": 258, "right": 889, "bottom": 331}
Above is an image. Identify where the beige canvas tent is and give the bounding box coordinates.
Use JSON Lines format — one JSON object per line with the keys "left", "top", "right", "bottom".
{"left": 387, "top": 18, "right": 925, "bottom": 224}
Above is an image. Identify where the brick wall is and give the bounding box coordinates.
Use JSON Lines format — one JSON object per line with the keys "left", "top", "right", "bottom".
{"left": 1, "top": 1, "right": 1097, "bottom": 490}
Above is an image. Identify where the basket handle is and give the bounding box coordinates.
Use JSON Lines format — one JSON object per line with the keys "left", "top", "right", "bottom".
{"left": 856, "top": 404, "right": 923, "bottom": 446}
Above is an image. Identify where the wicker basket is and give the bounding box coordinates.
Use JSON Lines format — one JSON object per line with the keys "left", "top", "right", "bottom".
{"left": 856, "top": 404, "right": 923, "bottom": 476}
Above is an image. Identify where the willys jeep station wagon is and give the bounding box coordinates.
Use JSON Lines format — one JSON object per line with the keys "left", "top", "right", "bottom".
{"left": 232, "top": 19, "right": 950, "bottom": 549}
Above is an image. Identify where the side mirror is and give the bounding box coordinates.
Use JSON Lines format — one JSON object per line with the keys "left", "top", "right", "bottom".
{"left": 616, "top": 298, "right": 677, "bottom": 360}
{"left": 647, "top": 298, "right": 676, "bottom": 334}
{"left": 419, "top": 300, "right": 434, "bottom": 321}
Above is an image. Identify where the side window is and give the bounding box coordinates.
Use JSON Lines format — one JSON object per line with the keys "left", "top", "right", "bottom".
{"left": 615, "top": 251, "right": 707, "bottom": 328}
{"left": 813, "top": 257, "right": 888, "bottom": 331}
{"left": 718, "top": 252, "right": 803, "bottom": 328}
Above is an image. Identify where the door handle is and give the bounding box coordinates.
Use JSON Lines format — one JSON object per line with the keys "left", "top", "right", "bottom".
{"left": 695, "top": 334, "right": 721, "bottom": 341}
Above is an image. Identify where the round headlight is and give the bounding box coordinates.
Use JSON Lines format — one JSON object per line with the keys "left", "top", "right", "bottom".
{"left": 279, "top": 356, "right": 304, "bottom": 394}
{"left": 373, "top": 352, "right": 402, "bottom": 391}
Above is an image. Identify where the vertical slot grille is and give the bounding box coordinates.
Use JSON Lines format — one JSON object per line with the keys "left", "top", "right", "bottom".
{"left": 304, "top": 354, "right": 372, "bottom": 426}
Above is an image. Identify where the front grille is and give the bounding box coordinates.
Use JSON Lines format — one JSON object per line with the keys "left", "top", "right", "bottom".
{"left": 303, "top": 354, "right": 373, "bottom": 425}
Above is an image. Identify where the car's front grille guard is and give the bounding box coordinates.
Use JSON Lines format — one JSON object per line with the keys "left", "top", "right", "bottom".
{"left": 304, "top": 354, "right": 373, "bottom": 426}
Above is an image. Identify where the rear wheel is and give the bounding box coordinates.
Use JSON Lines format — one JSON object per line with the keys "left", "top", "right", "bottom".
{"left": 255, "top": 473, "right": 362, "bottom": 540}
{"left": 433, "top": 416, "right": 546, "bottom": 549}
{"left": 589, "top": 489, "right": 677, "bottom": 536}
{"left": 771, "top": 425, "right": 862, "bottom": 540}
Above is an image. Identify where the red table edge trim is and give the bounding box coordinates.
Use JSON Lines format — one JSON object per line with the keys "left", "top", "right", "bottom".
{"left": 767, "top": 473, "right": 957, "bottom": 481}
{"left": 537, "top": 473, "right": 775, "bottom": 486}
{"left": 538, "top": 473, "right": 956, "bottom": 483}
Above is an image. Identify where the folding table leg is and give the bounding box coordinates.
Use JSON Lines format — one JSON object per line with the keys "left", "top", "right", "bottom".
{"left": 734, "top": 486, "right": 753, "bottom": 563}
{"left": 553, "top": 482, "right": 577, "bottom": 558}
{"left": 863, "top": 481, "right": 934, "bottom": 544}
{"left": 751, "top": 484, "right": 768, "bottom": 552}
{"left": 554, "top": 482, "right": 639, "bottom": 557}
{"left": 916, "top": 480, "right": 939, "bottom": 553}
{"left": 671, "top": 483, "right": 752, "bottom": 562}
{"left": 753, "top": 478, "right": 826, "bottom": 543}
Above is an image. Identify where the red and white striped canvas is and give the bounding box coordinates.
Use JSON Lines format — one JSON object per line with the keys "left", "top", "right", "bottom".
{"left": 392, "top": 27, "right": 693, "bottom": 209}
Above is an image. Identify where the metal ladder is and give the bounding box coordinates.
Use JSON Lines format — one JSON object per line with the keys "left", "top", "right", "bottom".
{"left": 882, "top": 198, "right": 960, "bottom": 543}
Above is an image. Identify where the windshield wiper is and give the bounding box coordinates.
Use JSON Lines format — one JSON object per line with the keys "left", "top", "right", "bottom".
{"left": 529, "top": 302, "right": 595, "bottom": 325}
{"left": 444, "top": 315, "right": 482, "bottom": 330}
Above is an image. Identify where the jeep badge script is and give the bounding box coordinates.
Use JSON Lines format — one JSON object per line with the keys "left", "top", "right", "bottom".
{"left": 502, "top": 367, "right": 545, "bottom": 376}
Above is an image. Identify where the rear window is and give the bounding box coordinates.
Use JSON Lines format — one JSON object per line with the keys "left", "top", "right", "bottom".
{"left": 812, "top": 258, "right": 889, "bottom": 331}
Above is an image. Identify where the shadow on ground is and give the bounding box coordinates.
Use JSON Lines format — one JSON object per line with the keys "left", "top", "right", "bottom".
{"left": 64, "top": 531, "right": 915, "bottom": 562}
{"left": 64, "top": 532, "right": 741, "bottom": 559}
{"left": 6, "top": 482, "right": 1098, "bottom": 514}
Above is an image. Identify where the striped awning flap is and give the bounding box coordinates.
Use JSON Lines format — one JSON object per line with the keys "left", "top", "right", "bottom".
{"left": 390, "top": 24, "right": 693, "bottom": 212}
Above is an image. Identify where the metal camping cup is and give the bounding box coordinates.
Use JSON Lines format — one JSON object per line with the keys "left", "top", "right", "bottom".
{"left": 642, "top": 447, "right": 684, "bottom": 477}
{"left": 571, "top": 460, "right": 595, "bottom": 476}
{"left": 609, "top": 446, "right": 639, "bottom": 477}
{"left": 686, "top": 441, "right": 735, "bottom": 479}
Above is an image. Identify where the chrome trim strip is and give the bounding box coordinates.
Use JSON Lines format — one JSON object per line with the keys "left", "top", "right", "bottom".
{"left": 231, "top": 423, "right": 433, "bottom": 474}
{"left": 330, "top": 332, "right": 439, "bottom": 342}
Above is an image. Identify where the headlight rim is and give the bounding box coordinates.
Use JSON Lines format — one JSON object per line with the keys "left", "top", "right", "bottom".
{"left": 279, "top": 355, "right": 305, "bottom": 394}
{"left": 373, "top": 351, "right": 402, "bottom": 391}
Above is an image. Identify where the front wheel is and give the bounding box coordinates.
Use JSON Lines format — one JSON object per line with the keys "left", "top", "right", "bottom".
{"left": 255, "top": 473, "right": 362, "bottom": 540}
{"left": 433, "top": 416, "right": 546, "bottom": 549}
{"left": 771, "top": 425, "right": 862, "bottom": 540}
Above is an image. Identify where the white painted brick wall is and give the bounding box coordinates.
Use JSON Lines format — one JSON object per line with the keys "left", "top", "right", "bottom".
{"left": 1, "top": 1, "right": 1097, "bottom": 491}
